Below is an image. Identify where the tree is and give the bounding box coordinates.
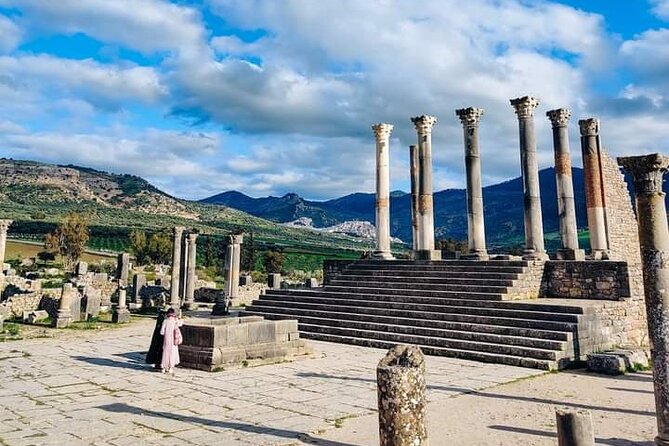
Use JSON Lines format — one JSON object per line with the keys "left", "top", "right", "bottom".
{"left": 147, "top": 231, "right": 171, "bottom": 264}
{"left": 262, "top": 250, "right": 285, "bottom": 274}
{"left": 241, "top": 232, "right": 255, "bottom": 272}
{"left": 45, "top": 212, "right": 90, "bottom": 271}
{"left": 129, "top": 230, "right": 149, "bottom": 265}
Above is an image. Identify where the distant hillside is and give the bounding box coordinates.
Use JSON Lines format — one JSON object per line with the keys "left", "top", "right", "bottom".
{"left": 202, "top": 168, "right": 592, "bottom": 245}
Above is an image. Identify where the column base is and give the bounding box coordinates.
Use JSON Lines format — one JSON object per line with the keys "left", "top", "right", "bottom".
{"left": 182, "top": 299, "right": 196, "bottom": 311}
{"left": 371, "top": 250, "right": 395, "bottom": 260}
{"left": 522, "top": 250, "right": 549, "bottom": 261}
{"left": 211, "top": 301, "right": 230, "bottom": 316}
{"left": 589, "top": 249, "right": 610, "bottom": 260}
{"left": 414, "top": 250, "right": 442, "bottom": 260}
{"left": 461, "top": 251, "right": 489, "bottom": 261}
{"left": 556, "top": 248, "right": 586, "bottom": 260}
{"left": 53, "top": 311, "right": 72, "bottom": 329}
{"left": 112, "top": 307, "right": 131, "bottom": 324}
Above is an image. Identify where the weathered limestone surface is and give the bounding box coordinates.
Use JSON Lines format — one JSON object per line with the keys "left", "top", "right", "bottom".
{"left": 541, "top": 261, "right": 630, "bottom": 300}
{"left": 618, "top": 153, "right": 669, "bottom": 446}
{"left": 372, "top": 123, "right": 395, "bottom": 260}
{"left": 377, "top": 344, "right": 427, "bottom": 446}
{"left": 556, "top": 409, "right": 595, "bottom": 446}
{"left": 586, "top": 354, "right": 626, "bottom": 375}
{"left": 579, "top": 118, "right": 609, "bottom": 259}
{"left": 112, "top": 287, "right": 130, "bottom": 323}
{"left": 411, "top": 115, "right": 440, "bottom": 260}
{"left": 268, "top": 273, "right": 281, "bottom": 289}
{"left": 179, "top": 316, "right": 311, "bottom": 371}
{"left": 456, "top": 107, "right": 488, "bottom": 260}
{"left": 510, "top": 96, "right": 548, "bottom": 260}
{"left": 54, "top": 283, "right": 75, "bottom": 328}
{"left": 116, "top": 252, "right": 130, "bottom": 286}
{"left": 170, "top": 226, "right": 185, "bottom": 308}
{"left": 0, "top": 219, "right": 11, "bottom": 291}
{"left": 132, "top": 273, "right": 146, "bottom": 304}
{"left": 183, "top": 232, "right": 198, "bottom": 310}
{"left": 410, "top": 145, "right": 419, "bottom": 252}
{"left": 213, "top": 234, "right": 243, "bottom": 315}
{"left": 547, "top": 108, "right": 584, "bottom": 260}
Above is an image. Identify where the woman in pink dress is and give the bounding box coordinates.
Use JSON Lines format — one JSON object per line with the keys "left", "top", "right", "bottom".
{"left": 160, "top": 308, "right": 183, "bottom": 374}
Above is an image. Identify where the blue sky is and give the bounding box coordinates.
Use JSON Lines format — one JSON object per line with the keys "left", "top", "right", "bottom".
{"left": 0, "top": 0, "right": 667, "bottom": 200}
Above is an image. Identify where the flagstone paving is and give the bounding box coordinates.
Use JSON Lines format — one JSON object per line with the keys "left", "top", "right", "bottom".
{"left": 0, "top": 318, "right": 543, "bottom": 445}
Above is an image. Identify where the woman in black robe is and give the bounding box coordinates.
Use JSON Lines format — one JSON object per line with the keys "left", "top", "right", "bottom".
{"left": 145, "top": 309, "right": 166, "bottom": 370}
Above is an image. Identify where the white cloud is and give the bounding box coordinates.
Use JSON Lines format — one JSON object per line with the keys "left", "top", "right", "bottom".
{"left": 0, "top": 15, "right": 21, "bottom": 53}
{"left": 651, "top": 0, "right": 669, "bottom": 20}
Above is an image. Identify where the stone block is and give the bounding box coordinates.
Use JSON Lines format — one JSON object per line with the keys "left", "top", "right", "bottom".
{"left": 587, "top": 353, "right": 626, "bottom": 375}
{"left": 75, "top": 261, "right": 88, "bottom": 276}
{"left": 132, "top": 274, "right": 146, "bottom": 304}
{"left": 305, "top": 278, "right": 319, "bottom": 288}
{"left": 268, "top": 273, "right": 281, "bottom": 289}
{"left": 70, "top": 293, "right": 82, "bottom": 322}
{"left": 609, "top": 349, "right": 649, "bottom": 369}
{"left": 275, "top": 319, "right": 298, "bottom": 334}
{"left": 240, "top": 275, "right": 253, "bottom": 286}
{"left": 112, "top": 308, "right": 130, "bottom": 323}
{"left": 82, "top": 288, "right": 101, "bottom": 320}
{"left": 26, "top": 310, "right": 49, "bottom": 324}
{"left": 248, "top": 321, "right": 277, "bottom": 344}
{"left": 225, "top": 323, "right": 249, "bottom": 345}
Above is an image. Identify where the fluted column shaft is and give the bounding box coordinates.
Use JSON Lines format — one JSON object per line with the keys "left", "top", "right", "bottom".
{"left": 183, "top": 233, "right": 198, "bottom": 309}
{"left": 170, "top": 226, "right": 185, "bottom": 308}
{"left": 618, "top": 154, "right": 669, "bottom": 446}
{"left": 579, "top": 118, "right": 609, "bottom": 258}
{"left": 372, "top": 123, "right": 394, "bottom": 260}
{"left": 409, "top": 145, "right": 419, "bottom": 252}
{"left": 411, "top": 115, "right": 439, "bottom": 259}
{"left": 456, "top": 107, "right": 488, "bottom": 260}
{"left": 510, "top": 96, "right": 547, "bottom": 260}
{"left": 547, "top": 109, "right": 584, "bottom": 260}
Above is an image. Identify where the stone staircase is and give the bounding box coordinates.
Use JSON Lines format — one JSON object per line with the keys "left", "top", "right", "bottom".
{"left": 241, "top": 260, "right": 587, "bottom": 370}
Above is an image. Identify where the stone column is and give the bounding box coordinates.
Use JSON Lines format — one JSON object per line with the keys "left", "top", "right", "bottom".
{"left": 169, "top": 226, "right": 185, "bottom": 308}
{"left": 617, "top": 153, "right": 669, "bottom": 446}
{"left": 377, "top": 345, "right": 427, "bottom": 446}
{"left": 112, "top": 283, "right": 130, "bottom": 323}
{"left": 179, "top": 236, "right": 188, "bottom": 301}
{"left": 411, "top": 115, "right": 440, "bottom": 260}
{"left": 510, "top": 96, "right": 548, "bottom": 260}
{"left": 409, "top": 145, "right": 420, "bottom": 252}
{"left": 230, "top": 234, "right": 244, "bottom": 299}
{"left": 213, "top": 235, "right": 234, "bottom": 315}
{"left": 0, "top": 220, "right": 11, "bottom": 290}
{"left": 116, "top": 252, "right": 129, "bottom": 285}
{"left": 579, "top": 118, "right": 609, "bottom": 259}
{"left": 183, "top": 233, "right": 198, "bottom": 310}
{"left": 132, "top": 273, "right": 146, "bottom": 304}
{"left": 547, "top": 108, "right": 585, "bottom": 260}
{"left": 456, "top": 107, "right": 488, "bottom": 260}
{"left": 556, "top": 409, "right": 595, "bottom": 446}
{"left": 54, "top": 283, "right": 75, "bottom": 328}
{"left": 372, "top": 123, "right": 395, "bottom": 260}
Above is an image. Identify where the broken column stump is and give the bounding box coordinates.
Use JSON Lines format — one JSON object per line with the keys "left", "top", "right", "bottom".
{"left": 377, "top": 344, "right": 427, "bottom": 446}
{"left": 556, "top": 409, "right": 595, "bottom": 446}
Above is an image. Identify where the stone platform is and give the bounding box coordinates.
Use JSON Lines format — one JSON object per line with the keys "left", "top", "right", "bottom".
{"left": 179, "top": 315, "right": 312, "bottom": 371}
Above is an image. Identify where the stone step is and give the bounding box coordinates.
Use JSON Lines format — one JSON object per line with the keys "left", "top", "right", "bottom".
{"left": 263, "top": 289, "right": 585, "bottom": 314}
{"left": 354, "top": 260, "right": 530, "bottom": 267}
{"left": 333, "top": 274, "right": 517, "bottom": 286}
{"left": 242, "top": 310, "right": 568, "bottom": 350}
{"left": 328, "top": 279, "right": 511, "bottom": 293}
{"left": 246, "top": 301, "right": 577, "bottom": 332}
{"left": 297, "top": 331, "right": 555, "bottom": 370}
{"left": 259, "top": 294, "right": 580, "bottom": 323}
{"left": 347, "top": 264, "right": 527, "bottom": 274}
{"left": 321, "top": 285, "right": 504, "bottom": 300}
{"left": 337, "top": 270, "right": 522, "bottom": 280}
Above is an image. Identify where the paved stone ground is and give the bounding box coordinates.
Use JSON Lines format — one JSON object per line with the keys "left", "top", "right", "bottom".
{"left": 0, "top": 318, "right": 543, "bottom": 446}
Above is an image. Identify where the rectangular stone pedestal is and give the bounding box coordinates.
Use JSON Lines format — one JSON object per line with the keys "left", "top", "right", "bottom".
{"left": 179, "top": 316, "right": 312, "bottom": 371}
{"left": 112, "top": 308, "right": 130, "bottom": 323}
{"left": 53, "top": 311, "right": 72, "bottom": 329}
{"left": 557, "top": 249, "right": 586, "bottom": 261}
{"left": 414, "top": 250, "right": 442, "bottom": 260}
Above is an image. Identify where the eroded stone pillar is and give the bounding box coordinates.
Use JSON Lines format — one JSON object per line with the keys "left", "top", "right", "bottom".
{"left": 112, "top": 283, "right": 130, "bottom": 323}
{"left": 0, "top": 219, "right": 11, "bottom": 290}
{"left": 213, "top": 234, "right": 243, "bottom": 315}
{"left": 54, "top": 283, "right": 75, "bottom": 328}
{"left": 410, "top": 145, "right": 420, "bottom": 252}
{"left": 456, "top": 107, "right": 488, "bottom": 260}
{"left": 510, "top": 96, "right": 548, "bottom": 260}
{"left": 377, "top": 344, "right": 427, "bottom": 446}
{"left": 547, "top": 108, "right": 585, "bottom": 260}
{"left": 231, "top": 234, "right": 244, "bottom": 299}
{"left": 169, "top": 226, "right": 185, "bottom": 308}
{"left": 411, "top": 115, "right": 440, "bottom": 260}
{"left": 183, "top": 233, "right": 198, "bottom": 310}
{"left": 617, "top": 153, "right": 669, "bottom": 446}
{"left": 556, "top": 409, "right": 595, "bottom": 446}
{"left": 372, "top": 123, "right": 395, "bottom": 260}
{"left": 579, "top": 118, "right": 609, "bottom": 259}
{"left": 116, "top": 252, "right": 129, "bottom": 285}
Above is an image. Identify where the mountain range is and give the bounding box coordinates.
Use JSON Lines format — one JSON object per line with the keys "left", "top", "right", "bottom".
{"left": 202, "top": 168, "right": 598, "bottom": 246}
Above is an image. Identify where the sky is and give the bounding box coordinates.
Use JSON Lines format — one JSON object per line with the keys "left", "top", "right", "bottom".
{"left": 0, "top": 0, "right": 668, "bottom": 201}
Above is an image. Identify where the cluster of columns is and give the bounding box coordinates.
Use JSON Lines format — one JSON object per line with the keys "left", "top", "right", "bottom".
{"left": 170, "top": 226, "right": 198, "bottom": 310}
{"left": 371, "top": 94, "right": 616, "bottom": 261}
{"left": 212, "top": 234, "right": 244, "bottom": 315}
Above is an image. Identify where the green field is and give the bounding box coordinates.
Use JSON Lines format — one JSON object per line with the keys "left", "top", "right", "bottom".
{"left": 5, "top": 240, "right": 114, "bottom": 263}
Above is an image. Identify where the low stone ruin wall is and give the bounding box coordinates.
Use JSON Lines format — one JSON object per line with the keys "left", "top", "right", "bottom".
{"left": 541, "top": 261, "right": 631, "bottom": 300}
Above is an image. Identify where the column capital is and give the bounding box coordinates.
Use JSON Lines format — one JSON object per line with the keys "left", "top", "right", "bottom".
{"left": 0, "top": 219, "right": 12, "bottom": 233}
{"left": 618, "top": 153, "right": 669, "bottom": 195}
{"left": 510, "top": 96, "right": 540, "bottom": 119}
{"left": 546, "top": 108, "right": 571, "bottom": 128}
{"left": 578, "top": 118, "right": 599, "bottom": 136}
{"left": 173, "top": 226, "right": 185, "bottom": 236}
{"left": 230, "top": 234, "right": 244, "bottom": 245}
{"left": 411, "top": 115, "right": 437, "bottom": 134}
{"left": 187, "top": 232, "right": 198, "bottom": 242}
{"left": 372, "top": 123, "right": 393, "bottom": 141}
{"left": 455, "top": 107, "right": 484, "bottom": 128}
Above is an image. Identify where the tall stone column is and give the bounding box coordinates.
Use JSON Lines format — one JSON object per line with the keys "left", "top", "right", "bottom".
{"left": 409, "top": 145, "right": 419, "bottom": 252}
{"left": 456, "top": 107, "right": 488, "bottom": 260}
{"left": 183, "top": 233, "right": 198, "bottom": 310}
{"left": 510, "top": 96, "right": 548, "bottom": 260}
{"left": 617, "top": 153, "right": 669, "bottom": 446}
{"left": 411, "top": 115, "right": 440, "bottom": 260}
{"left": 0, "top": 220, "right": 11, "bottom": 272}
{"left": 547, "top": 108, "right": 585, "bottom": 260}
{"left": 372, "top": 123, "right": 395, "bottom": 260}
{"left": 169, "top": 226, "right": 185, "bottom": 308}
{"left": 230, "top": 234, "right": 244, "bottom": 299}
{"left": 579, "top": 118, "right": 609, "bottom": 259}
{"left": 212, "top": 235, "right": 234, "bottom": 316}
